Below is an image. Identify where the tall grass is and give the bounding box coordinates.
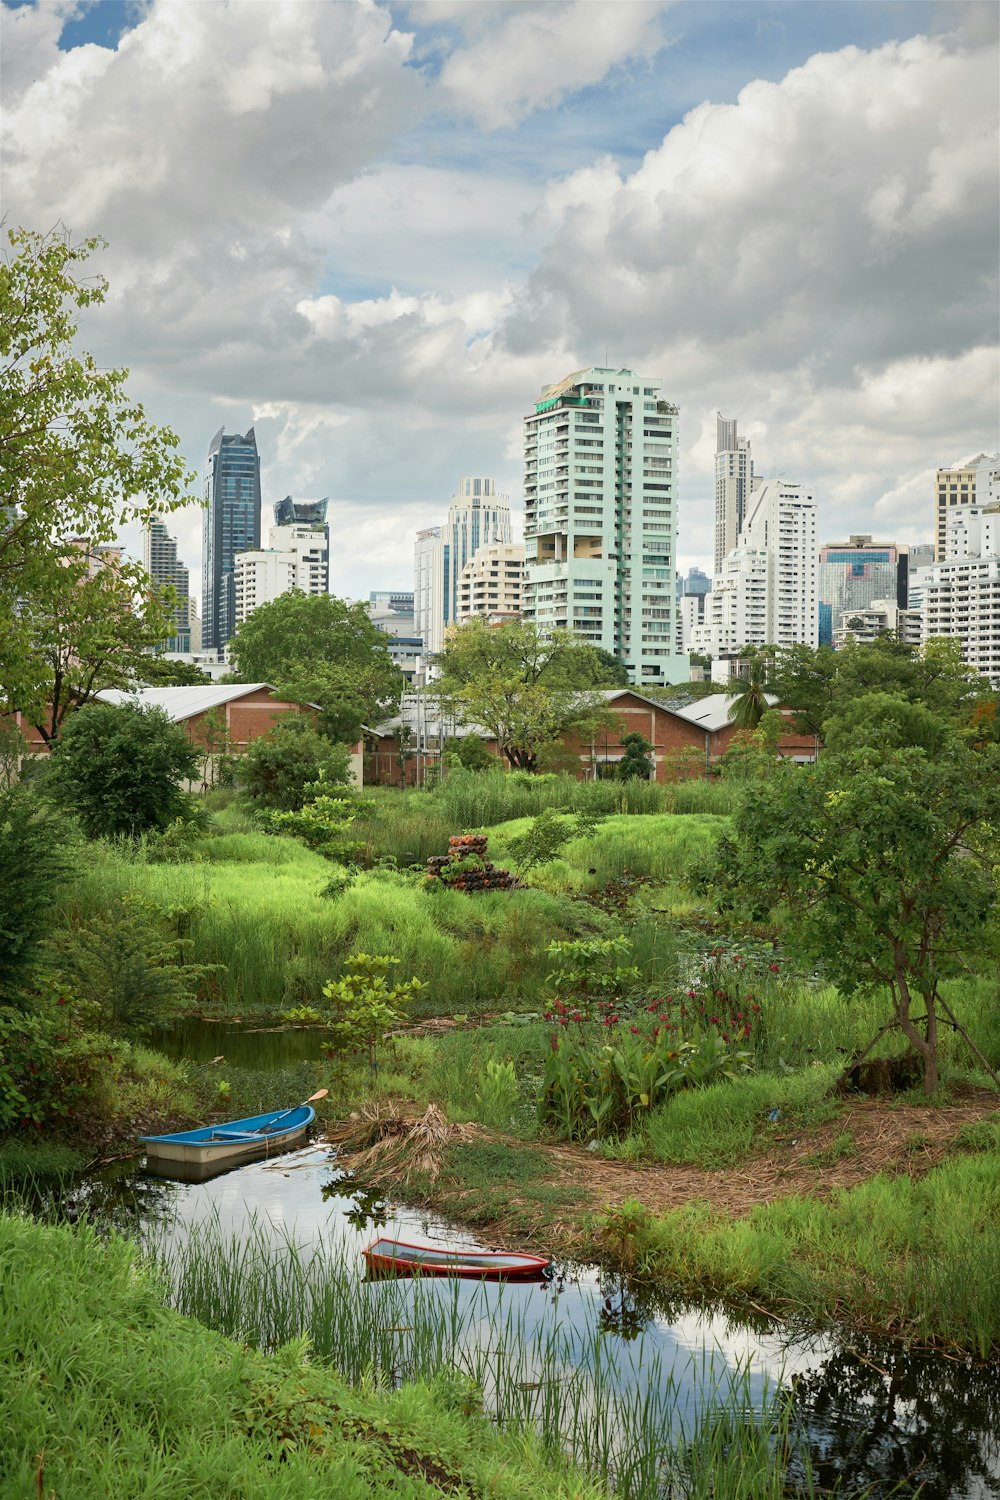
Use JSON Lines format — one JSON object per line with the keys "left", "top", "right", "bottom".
{"left": 0, "top": 1212, "right": 606, "bottom": 1500}
{"left": 159, "top": 1213, "right": 839, "bottom": 1499}
{"left": 620, "top": 1135, "right": 1000, "bottom": 1359}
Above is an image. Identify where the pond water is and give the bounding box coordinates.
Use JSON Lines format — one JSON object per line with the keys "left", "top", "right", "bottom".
{"left": 57, "top": 1137, "right": 999, "bottom": 1500}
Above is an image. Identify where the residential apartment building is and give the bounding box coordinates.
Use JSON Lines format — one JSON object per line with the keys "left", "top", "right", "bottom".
{"left": 714, "top": 414, "right": 753, "bottom": 573}
{"left": 143, "top": 516, "right": 191, "bottom": 651}
{"left": 935, "top": 453, "right": 999, "bottom": 560}
{"left": 835, "top": 599, "right": 922, "bottom": 649}
{"left": 522, "top": 366, "right": 685, "bottom": 684}
{"left": 456, "top": 542, "right": 525, "bottom": 624}
{"left": 413, "top": 480, "right": 512, "bottom": 655}
{"left": 202, "top": 426, "right": 261, "bottom": 651}
{"left": 693, "top": 476, "right": 817, "bottom": 677}
{"left": 922, "top": 503, "right": 1000, "bottom": 686}
{"left": 231, "top": 498, "right": 329, "bottom": 629}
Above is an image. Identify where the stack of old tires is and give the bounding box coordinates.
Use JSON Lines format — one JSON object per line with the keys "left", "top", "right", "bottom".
{"left": 425, "top": 834, "right": 516, "bottom": 892}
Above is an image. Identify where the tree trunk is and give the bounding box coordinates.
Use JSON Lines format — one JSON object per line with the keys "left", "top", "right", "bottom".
{"left": 894, "top": 969, "right": 938, "bottom": 1095}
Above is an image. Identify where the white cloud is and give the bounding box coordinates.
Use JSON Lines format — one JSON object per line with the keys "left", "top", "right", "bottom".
{"left": 436, "top": 0, "right": 673, "bottom": 129}
{"left": 3, "top": 3, "right": 997, "bottom": 596}
{"left": 2, "top": 0, "right": 423, "bottom": 251}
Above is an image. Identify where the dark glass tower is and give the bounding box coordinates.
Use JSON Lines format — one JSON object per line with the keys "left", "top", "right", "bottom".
{"left": 202, "top": 426, "right": 261, "bottom": 650}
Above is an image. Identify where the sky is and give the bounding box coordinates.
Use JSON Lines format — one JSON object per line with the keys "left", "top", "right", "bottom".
{"left": 3, "top": 0, "right": 999, "bottom": 603}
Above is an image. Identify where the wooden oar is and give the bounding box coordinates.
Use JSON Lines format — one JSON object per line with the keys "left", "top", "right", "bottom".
{"left": 258, "top": 1088, "right": 328, "bottom": 1133}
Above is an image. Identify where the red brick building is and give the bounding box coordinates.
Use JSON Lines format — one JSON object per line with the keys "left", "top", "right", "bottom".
{"left": 366, "top": 689, "right": 815, "bottom": 786}
{"left": 13, "top": 683, "right": 363, "bottom": 779}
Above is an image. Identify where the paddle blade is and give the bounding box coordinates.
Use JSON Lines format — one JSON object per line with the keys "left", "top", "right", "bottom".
{"left": 307, "top": 1089, "right": 329, "bottom": 1103}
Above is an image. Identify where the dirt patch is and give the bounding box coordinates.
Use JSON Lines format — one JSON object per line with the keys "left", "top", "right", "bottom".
{"left": 325, "top": 1089, "right": 1000, "bottom": 1241}
{"left": 536, "top": 1090, "right": 1000, "bottom": 1220}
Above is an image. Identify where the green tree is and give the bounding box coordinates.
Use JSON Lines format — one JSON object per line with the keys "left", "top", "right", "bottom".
{"left": 138, "top": 657, "right": 212, "bottom": 687}
{"left": 617, "top": 731, "right": 654, "bottom": 780}
{"left": 710, "top": 740, "right": 1000, "bottom": 1093}
{"left": 435, "top": 618, "right": 615, "bottom": 772}
{"left": 237, "top": 717, "right": 352, "bottom": 811}
{"left": 0, "top": 786, "right": 77, "bottom": 1000}
{"left": 321, "top": 953, "right": 425, "bottom": 1073}
{"left": 443, "top": 733, "right": 499, "bottom": 773}
{"left": 46, "top": 700, "right": 199, "bottom": 838}
{"left": 823, "top": 693, "right": 948, "bottom": 757}
{"left": 0, "top": 227, "right": 191, "bottom": 718}
{"left": 227, "top": 591, "right": 403, "bottom": 741}
{"left": 726, "top": 655, "right": 770, "bottom": 730}
{"left": 771, "top": 637, "right": 988, "bottom": 741}
{"left": 10, "top": 559, "right": 175, "bottom": 745}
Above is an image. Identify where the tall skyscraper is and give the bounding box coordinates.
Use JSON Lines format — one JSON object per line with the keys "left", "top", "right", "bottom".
{"left": 934, "top": 454, "right": 999, "bottom": 560}
{"left": 522, "top": 367, "right": 685, "bottom": 683}
{"left": 202, "top": 426, "right": 261, "bottom": 651}
{"left": 714, "top": 414, "right": 752, "bottom": 574}
{"left": 923, "top": 503, "right": 1000, "bottom": 686}
{"left": 693, "top": 476, "right": 818, "bottom": 669}
{"left": 143, "top": 515, "right": 190, "bottom": 651}
{"left": 414, "top": 526, "right": 444, "bottom": 656}
{"left": 413, "top": 479, "right": 512, "bottom": 655}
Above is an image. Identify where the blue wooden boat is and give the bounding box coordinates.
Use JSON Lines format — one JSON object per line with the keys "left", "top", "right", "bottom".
{"left": 139, "top": 1092, "right": 324, "bottom": 1177}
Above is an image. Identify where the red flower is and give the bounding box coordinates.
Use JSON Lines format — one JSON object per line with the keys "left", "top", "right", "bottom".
{"left": 629, "top": 1025, "right": 640, "bottom": 1034}
{"left": 550, "top": 1035, "right": 559, "bottom": 1052}
{"left": 722, "top": 1032, "right": 729, "bottom": 1042}
{"left": 769, "top": 963, "right": 780, "bottom": 973}
{"left": 752, "top": 1003, "right": 761, "bottom": 1012}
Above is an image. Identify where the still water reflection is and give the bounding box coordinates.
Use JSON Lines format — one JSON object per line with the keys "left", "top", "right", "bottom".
{"left": 60, "top": 1143, "right": 1000, "bottom": 1500}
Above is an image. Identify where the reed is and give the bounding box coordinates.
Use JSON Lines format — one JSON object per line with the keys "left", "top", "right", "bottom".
{"left": 616, "top": 1143, "right": 1000, "bottom": 1359}
{"left": 157, "top": 1212, "right": 840, "bottom": 1498}
{"left": 0, "top": 1211, "right": 606, "bottom": 1499}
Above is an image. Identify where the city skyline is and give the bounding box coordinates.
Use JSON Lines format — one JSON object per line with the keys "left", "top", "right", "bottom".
{"left": 3, "top": 0, "right": 996, "bottom": 600}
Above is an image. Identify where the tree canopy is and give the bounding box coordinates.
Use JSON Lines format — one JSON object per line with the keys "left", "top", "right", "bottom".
{"left": 5, "top": 558, "right": 176, "bottom": 744}
{"left": 227, "top": 591, "right": 404, "bottom": 743}
{"left": 0, "top": 227, "right": 191, "bottom": 719}
{"left": 434, "top": 618, "right": 618, "bottom": 772}
{"left": 46, "top": 700, "right": 200, "bottom": 838}
{"left": 770, "top": 637, "right": 989, "bottom": 740}
{"left": 710, "top": 737, "right": 1000, "bottom": 1092}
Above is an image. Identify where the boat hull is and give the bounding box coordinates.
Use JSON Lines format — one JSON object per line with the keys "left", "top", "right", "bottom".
{"left": 363, "top": 1236, "right": 551, "bottom": 1282}
{"left": 139, "top": 1105, "right": 316, "bottom": 1180}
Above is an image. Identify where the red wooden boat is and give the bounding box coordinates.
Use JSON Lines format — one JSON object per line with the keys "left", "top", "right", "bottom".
{"left": 363, "top": 1235, "right": 552, "bottom": 1282}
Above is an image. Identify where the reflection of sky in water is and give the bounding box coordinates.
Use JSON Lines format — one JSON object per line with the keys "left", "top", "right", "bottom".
{"left": 142, "top": 1145, "right": 813, "bottom": 1430}
{"left": 115, "top": 1143, "right": 1000, "bottom": 1498}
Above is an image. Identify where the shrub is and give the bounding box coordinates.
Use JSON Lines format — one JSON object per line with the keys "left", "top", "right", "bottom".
{"left": 54, "top": 894, "right": 209, "bottom": 1034}
{"left": 0, "top": 998, "right": 110, "bottom": 1132}
{"left": 474, "top": 1058, "right": 520, "bottom": 1130}
{"left": 46, "top": 700, "right": 199, "bottom": 838}
{"left": 0, "top": 786, "right": 77, "bottom": 1000}
{"left": 236, "top": 719, "right": 352, "bottom": 811}
{"left": 265, "top": 791, "right": 370, "bottom": 861}
{"left": 321, "top": 953, "right": 425, "bottom": 1072}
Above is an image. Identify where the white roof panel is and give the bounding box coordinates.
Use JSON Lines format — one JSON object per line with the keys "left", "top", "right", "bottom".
{"left": 96, "top": 684, "right": 277, "bottom": 723}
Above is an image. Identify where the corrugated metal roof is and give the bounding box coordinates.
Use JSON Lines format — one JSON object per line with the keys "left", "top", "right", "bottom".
{"left": 672, "top": 692, "right": 778, "bottom": 732}
{"left": 96, "top": 684, "right": 278, "bottom": 722}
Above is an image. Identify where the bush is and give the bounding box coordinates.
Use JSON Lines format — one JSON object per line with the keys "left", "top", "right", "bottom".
{"left": 0, "top": 998, "right": 110, "bottom": 1132}
{"left": 0, "top": 786, "right": 77, "bottom": 1000}
{"left": 54, "top": 894, "right": 209, "bottom": 1034}
{"left": 46, "top": 701, "right": 199, "bottom": 838}
{"left": 236, "top": 719, "right": 352, "bottom": 811}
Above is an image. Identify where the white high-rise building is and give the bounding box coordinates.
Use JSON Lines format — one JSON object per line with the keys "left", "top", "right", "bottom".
{"left": 714, "top": 414, "right": 753, "bottom": 574}
{"left": 232, "top": 515, "right": 329, "bottom": 629}
{"left": 522, "top": 366, "right": 685, "bottom": 684}
{"left": 923, "top": 503, "right": 1000, "bottom": 685}
{"left": 934, "top": 453, "right": 1000, "bottom": 560}
{"left": 694, "top": 476, "right": 818, "bottom": 673}
{"left": 414, "top": 526, "right": 444, "bottom": 656}
{"left": 413, "top": 480, "right": 512, "bottom": 656}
